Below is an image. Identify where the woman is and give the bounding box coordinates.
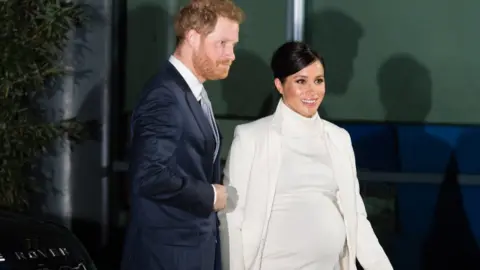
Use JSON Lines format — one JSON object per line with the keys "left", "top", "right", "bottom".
{"left": 219, "top": 41, "right": 393, "bottom": 270}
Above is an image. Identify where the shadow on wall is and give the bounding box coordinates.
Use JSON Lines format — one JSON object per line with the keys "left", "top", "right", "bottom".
{"left": 377, "top": 54, "right": 453, "bottom": 172}
{"left": 221, "top": 49, "right": 277, "bottom": 118}
{"left": 456, "top": 128, "right": 480, "bottom": 174}
{"left": 374, "top": 54, "right": 479, "bottom": 269}
{"left": 378, "top": 54, "right": 431, "bottom": 123}
{"left": 420, "top": 115, "right": 480, "bottom": 269}
{"left": 421, "top": 153, "right": 480, "bottom": 270}
{"left": 126, "top": 4, "right": 171, "bottom": 105}
{"left": 346, "top": 54, "right": 435, "bottom": 173}
{"left": 306, "top": 8, "right": 364, "bottom": 118}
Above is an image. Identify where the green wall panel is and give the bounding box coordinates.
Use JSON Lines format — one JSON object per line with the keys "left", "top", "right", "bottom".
{"left": 307, "top": 0, "right": 480, "bottom": 124}
{"left": 126, "top": 0, "right": 177, "bottom": 111}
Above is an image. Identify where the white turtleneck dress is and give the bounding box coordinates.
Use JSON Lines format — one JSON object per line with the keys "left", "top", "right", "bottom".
{"left": 260, "top": 101, "right": 346, "bottom": 270}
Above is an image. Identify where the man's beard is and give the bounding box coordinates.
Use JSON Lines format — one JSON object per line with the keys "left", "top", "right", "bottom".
{"left": 193, "top": 51, "right": 231, "bottom": 81}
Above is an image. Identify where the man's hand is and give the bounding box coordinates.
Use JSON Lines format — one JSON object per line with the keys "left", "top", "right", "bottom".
{"left": 213, "top": 184, "right": 228, "bottom": 211}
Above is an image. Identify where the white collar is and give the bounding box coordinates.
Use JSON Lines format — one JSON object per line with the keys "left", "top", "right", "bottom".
{"left": 169, "top": 55, "right": 203, "bottom": 101}
{"left": 272, "top": 99, "right": 323, "bottom": 137}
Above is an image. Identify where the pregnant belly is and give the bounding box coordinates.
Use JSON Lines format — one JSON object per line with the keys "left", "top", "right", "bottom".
{"left": 262, "top": 194, "right": 346, "bottom": 266}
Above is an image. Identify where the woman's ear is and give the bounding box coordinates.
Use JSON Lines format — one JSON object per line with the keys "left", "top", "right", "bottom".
{"left": 274, "top": 78, "right": 284, "bottom": 95}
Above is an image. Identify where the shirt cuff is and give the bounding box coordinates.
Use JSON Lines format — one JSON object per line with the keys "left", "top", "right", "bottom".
{"left": 212, "top": 184, "right": 217, "bottom": 204}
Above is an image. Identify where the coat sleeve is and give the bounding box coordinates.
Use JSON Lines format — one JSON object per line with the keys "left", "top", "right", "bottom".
{"left": 343, "top": 129, "right": 394, "bottom": 270}
{"left": 219, "top": 126, "right": 254, "bottom": 270}
{"left": 129, "top": 87, "right": 214, "bottom": 217}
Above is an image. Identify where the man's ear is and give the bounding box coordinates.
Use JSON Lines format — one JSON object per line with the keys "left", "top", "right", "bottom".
{"left": 274, "top": 78, "right": 284, "bottom": 95}
{"left": 185, "top": 29, "right": 200, "bottom": 49}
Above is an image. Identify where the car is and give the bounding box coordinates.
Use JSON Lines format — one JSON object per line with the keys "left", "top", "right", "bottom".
{"left": 0, "top": 210, "right": 96, "bottom": 270}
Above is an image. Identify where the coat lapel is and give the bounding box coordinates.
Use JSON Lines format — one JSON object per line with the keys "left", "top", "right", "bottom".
{"left": 241, "top": 113, "right": 282, "bottom": 270}
{"left": 265, "top": 119, "right": 282, "bottom": 222}
{"left": 324, "top": 126, "right": 357, "bottom": 270}
{"left": 328, "top": 130, "right": 357, "bottom": 211}
{"left": 325, "top": 130, "right": 355, "bottom": 215}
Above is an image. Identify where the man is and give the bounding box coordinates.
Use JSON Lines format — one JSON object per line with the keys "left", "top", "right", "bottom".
{"left": 121, "top": 1, "right": 244, "bottom": 270}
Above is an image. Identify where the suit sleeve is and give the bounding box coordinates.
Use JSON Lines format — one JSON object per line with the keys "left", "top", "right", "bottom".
{"left": 342, "top": 130, "right": 394, "bottom": 270}
{"left": 219, "top": 126, "right": 253, "bottom": 270}
{"left": 129, "top": 87, "right": 214, "bottom": 217}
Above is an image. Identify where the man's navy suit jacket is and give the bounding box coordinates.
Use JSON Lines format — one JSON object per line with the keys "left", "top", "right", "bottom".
{"left": 121, "top": 62, "right": 223, "bottom": 270}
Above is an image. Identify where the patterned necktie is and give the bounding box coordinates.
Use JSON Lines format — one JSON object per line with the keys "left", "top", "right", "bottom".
{"left": 200, "top": 87, "right": 220, "bottom": 162}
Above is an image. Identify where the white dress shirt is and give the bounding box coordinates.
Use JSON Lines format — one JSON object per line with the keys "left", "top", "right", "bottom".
{"left": 169, "top": 55, "right": 203, "bottom": 100}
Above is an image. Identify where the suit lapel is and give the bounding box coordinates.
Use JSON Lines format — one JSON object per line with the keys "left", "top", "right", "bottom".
{"left": 165, "top": 63, "right": 215, "bottom": 147}
{"left": 185, "top": 93, "right": 215, "bottom": 141}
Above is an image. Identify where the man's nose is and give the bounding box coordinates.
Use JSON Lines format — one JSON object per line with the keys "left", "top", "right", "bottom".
{"left": 225, "top": 48, "right": 235, "bottom": 61}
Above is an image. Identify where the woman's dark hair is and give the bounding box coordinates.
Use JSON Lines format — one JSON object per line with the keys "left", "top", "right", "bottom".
{"left": 270, "top": 41, "right": 325, "bottom": 83}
